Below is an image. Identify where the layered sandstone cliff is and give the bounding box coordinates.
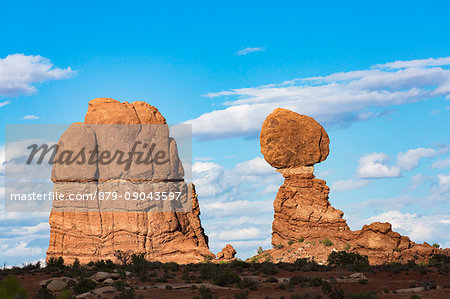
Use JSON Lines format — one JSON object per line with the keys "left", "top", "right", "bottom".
{"left": 258, "top": 108, "right": 445, "bottom": 265}
{"left": 46, "top": 98, "right": 213, "bottom": 264}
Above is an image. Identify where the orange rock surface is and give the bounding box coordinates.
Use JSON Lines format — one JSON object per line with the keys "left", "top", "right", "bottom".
{"left": 46, "top": 98, "right": 213, "bottom": 264}
{"left": 259, "top": 108, "right": 446, "bottom": 265}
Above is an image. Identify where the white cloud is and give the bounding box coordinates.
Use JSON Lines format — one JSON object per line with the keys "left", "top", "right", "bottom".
{"left": 234, "top": 157, "right": 273, "bottom": 175}
{"left": 397, "top": 148, "right": 438, "bottom": 171}
{"left": 0, "top": 101, "right": 9, "bottom": 107}
{"left": 0, "top": 54, "right": 75, "bottom": 97}
{"left": 437, "top": 173, "right": 450, "bottom": 194}
{"left": 331, "top": 179, "right": 369, "bottom": 192}
{"left": 354, "top": 146, "right": 448, "bottom": 180}
{"left": 217, "top": 227, "right": 262, "bottom": 240}
{"left": 2, "top": 241, "right": 45, "bottom": 257}
{"left": 367, "top": 210, "right": 450, "bottom": 244}
{"left": 5, "top": 222, "right": 49, "bottom": 236}
{"left": 235, "top": 47, "right": 265, "bottom": 56}
{"left": 186, "top": 56, "right": 450, "bottom": 140}
{"left": 23, "top": 115, "right": 39, "bottom": 120}
{"left": 375, "top": 57, "right": 450, "bottom": 69}
{"left": 408, "top": 173, "right": 425, "bottom": 190}
{"left": 357, "top": 153, "right": 401, "bottom": 179}
{"left": 432, "top": 157, "right": 450, "bottom": 169}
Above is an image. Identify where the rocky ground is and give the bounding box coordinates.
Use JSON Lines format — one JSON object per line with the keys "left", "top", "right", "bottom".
{"left": 1, "top": 253, "right": 449, "bottom": 299}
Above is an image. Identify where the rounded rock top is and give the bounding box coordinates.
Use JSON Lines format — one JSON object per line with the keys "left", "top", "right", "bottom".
{"left": 260, "top": 108, "right": 330, "bottom": 168}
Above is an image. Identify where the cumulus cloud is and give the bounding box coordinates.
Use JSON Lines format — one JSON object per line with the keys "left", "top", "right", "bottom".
{"left": 397, "top": 147, "right": 441, "bottom": 171}
{"left": 23, "top": 115, "right": 39, "bottom": 120}
{"left": 432, "top": 157, "right": 450, "bottom": 169}
{"left": 331, "top": 179, "right": 369, "bottom": 192}
{"left": 357, "top": 153, "right": 401, "bottom": 179}
{"left": 0, "top": 54, "right": 75, "bottom": 97}
{"left": 235, "top": 47, "right": 265, "bottom": 56}
{"left": 355, "top": 146, "right": 449, "bottom": 179}
{"left": 217, "top": 227, "right": 262, "bottom": 240}
{"left": 1, "top": 241, "right": 45, "bottom": 257}
{"left": 186, "top": 56, "right": 450, "bottom": 140}
{"left": 437, "top": 174, "right": 450, "bottom": 194}
{"left": 192, "top": 156, "right": 280, "bottom": 257}
{"left": 367, "top": 210, "right": 450, "bottom": 244}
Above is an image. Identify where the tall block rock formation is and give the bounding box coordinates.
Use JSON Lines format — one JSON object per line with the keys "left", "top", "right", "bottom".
{"left": 260, "top": 108, "right": 445, "bottom": 265}
{"left": 46, "top": 98, "right": 213, "bottom": 264}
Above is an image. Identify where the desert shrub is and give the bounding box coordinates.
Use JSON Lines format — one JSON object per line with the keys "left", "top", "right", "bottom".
{"left": 129, "top": 253, "right": 147, "bottom": 273}
{"left": 344, "top": 291, "right": 377, "bottom": 299}
{"left": 321, "top": 280, "right": 332, "bottom": 294}
{"left": 115, "top": 287, "right": 135, "bottom": 299}
{"left": 234, "top": 291, "right": 248, "bottom": 299}
{"left": 257, "top": 263, "right": 278, "bottom": 275}
{"left": 343, "top": 244, "right": 351, "bottom": 251}
{"left": 0, "top": 275, "right": 27, "bottom": 299}
{"left": 330, "top": 287, "right": 345, "bottom": 299}
{"left": 257, "top": 246, "right": 264, "bottom": 255}
{"left": 432, "top": 243, "right": 440, "bottom": 248}
{"left": 196, "top": 286, "right": 217, "bottom": 299}
{"left": 428, "top": 253, "right": 450, "bottom": 266}
{"left": 410, "top": 295, "right": 421, "bottom": 299}
{"left": 299, "top": 237, "right": 305, "bottom": 243}
{"left": 46, "top": 257, "right": 65, "bottom": 269}
{"left": 288, "top": 240, "right": 294, "bottom": 246}
{"left": 231, "top": 260, "right": 251, "bottom": 270}
{"left": 288, "top": 276, "right": 309, "bottom": 286}
{"left": 203, "top": 255, "right": 214, "bottom": 263}
{"left": 34, "top": 287, "right": 55, "bottom": 299}
{"left": 320, "top": 238, "right": 333, "bottom": 247}
{"left": 238, "top": 277, "right": 258, "bottom": 290}
{"left": 22, "top": 261, "right": 41, "bottom": 271}
{"left": 327, "top": 251, "right": 369, "bottom": 268}
{"left": 264, "top": 276, "right": 278, "bottom": 283}
{"left": 93, "top": 259, "right": 116, "bottom": 272}
{"left": 114, "top": 250, "right": 131, "bottom": 265}
{"left": 309, "top": 276, "right": 322, "bottom": 287}
{"left": 199, "top": 264, "right": 240, "bottom": 286}
{"left": 73, "top": 277, "right": 96, "bottom": 294}
{"left": 112, "top": 279, "right": 126, "bottom": 291}
{"left": 358, "top": 279, "right": 368, "bottom": 285}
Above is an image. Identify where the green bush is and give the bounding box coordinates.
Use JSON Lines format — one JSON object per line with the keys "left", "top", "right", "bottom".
{"left": 199, "top": 264, "right": 240, "bottom": 286}
{"left": 299, "top": 237, "right": 305, "bottom": 243}
{"left": 0, "top": 275, "right": 27, "bottom": 299}
{"left": 345, "top": 291, "right": 377, "bottom": 299}
{"left": 257, "top": 246, "right": 264, "bottom": 255}
{"left": 73, "top": 277, "right": 96, "bottom": 294}
{"left": 428, "top": 253, "right": 450, "bottom": 266}
{"left": 327, "top": 251, "right": 369, "bottom": 267}
{"left": 46, "top": 257, "right": 65, "bottom": 269}
{"left": 320, "top": 238, "right": 333, "bottom": 247}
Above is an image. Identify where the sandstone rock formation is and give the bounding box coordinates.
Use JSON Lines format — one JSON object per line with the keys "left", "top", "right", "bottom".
{"left": 216, "top": 244, "right": 237, "bottom": 261}
{"left": 46, "top": 98, "right": 213, "bottom": 264}
{"left": 258, "top": 108, "right": 445, "bottom": 265}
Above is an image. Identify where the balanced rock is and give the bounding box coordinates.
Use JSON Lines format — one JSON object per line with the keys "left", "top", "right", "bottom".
{"left": 260, "top": 108, "right": 329, "bottom": 168}
{"left": 259, "top": 108, "right": 446, "bottom": 265}
{"left": 46, "top": 98, "right": 213, "bottom": 264}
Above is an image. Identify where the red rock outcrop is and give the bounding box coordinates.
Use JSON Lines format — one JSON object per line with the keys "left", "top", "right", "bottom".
{"left": 216, "top": 244, "right": 237, "bottom": 261}
{"left": 258, "top": 108, "right": 446, "bottom": 265}
{"left": 46, "top": 98, "right": 213, "bottom": 264}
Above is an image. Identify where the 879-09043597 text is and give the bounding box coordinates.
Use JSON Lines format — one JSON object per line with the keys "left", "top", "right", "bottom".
{"left": 9, "top": 191, "right": 183, "bottom": 201}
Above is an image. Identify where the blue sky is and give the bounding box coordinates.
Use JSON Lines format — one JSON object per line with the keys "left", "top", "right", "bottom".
{"left": 1, "top": 1, "right": 450, "bottom": 265}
